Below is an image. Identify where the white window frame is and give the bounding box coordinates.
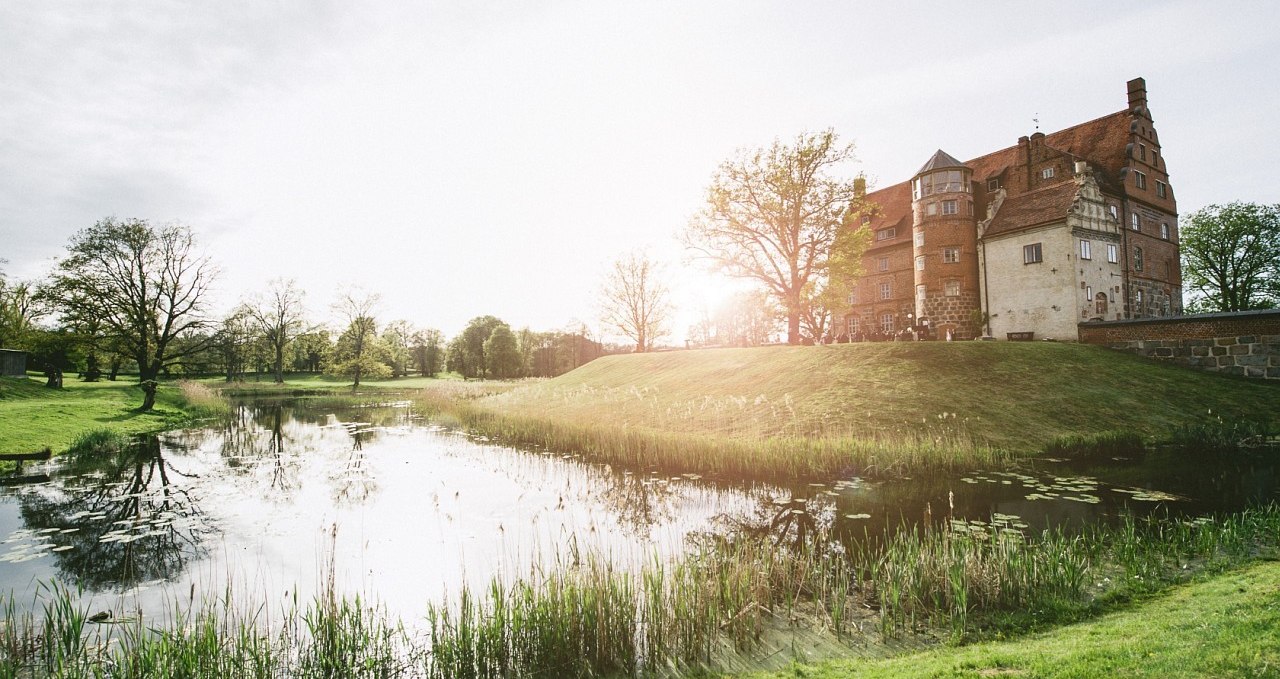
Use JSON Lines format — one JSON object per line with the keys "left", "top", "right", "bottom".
{"left": 880, "top": 313, "right": 894, "bottom": 333}
{"left": 942, "top": 247, "right": 960, "bottom": 264}
{"left": 876, "top": 227, "right": 896, "bottom": 241}
{"left": 914, "top": 231, "right": 924, "bottom": 247}
{"left": 1041, "top": 167, "right": 1055, "bottom": 179}
{"left": 941, "top": 199, "right": 957, "bottom": 215}
{"left": 1107, "top": 243, "right": 1118, "bottom": 263}
{"left": 944, "top": 280, "right": 960, "bottom": 297}
{"left": 879, "top": 282, "right": 892, "bottom": 300}
{"left": 1131, "top": 213, "right": 1140, "bottom": 231}
{"left": 916, "top": 284, "right": 927, "bottom": 301}
{"left": 1079, "top": 240, "right": 1091, "bottom": 260}
{"left": 1160, "top": 222, "right": 1169, "bottom": 240}
{"left": 926, "top": 202, "right": 938, "bottom": 216}
{"left": 878, "top": 256, "right": 889, "bottom": 272}
{"left": 1135, "top": 171, "right": 1147, "bottom": 189}
{"left": 847, "top": 316, "right": 859, "bottom": 336}
{"left": 1156, "top": 181, "right": 1167, "bottom": 198}
{"left": 915, "top": 256, "right": 926, "bottom": 271}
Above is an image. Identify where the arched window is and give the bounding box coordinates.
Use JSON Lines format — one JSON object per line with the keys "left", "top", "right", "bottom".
{"left": 1095, "top": 292, "right": 1108, "bottom": 315}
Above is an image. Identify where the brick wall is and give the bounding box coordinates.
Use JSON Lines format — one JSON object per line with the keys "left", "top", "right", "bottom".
{"left": 1078, "top": 310, "right": 1280, "bottom": 381}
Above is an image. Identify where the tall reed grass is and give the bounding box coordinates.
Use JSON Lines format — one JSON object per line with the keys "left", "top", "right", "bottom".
{"left": 3, "top": 506, "right": 1278, "bottom": 677}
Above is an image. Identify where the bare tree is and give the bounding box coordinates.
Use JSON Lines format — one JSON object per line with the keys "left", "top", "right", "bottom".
{"left": 600, "top": 252, "right": 672, "bottom": 353}
{"left": 245, "top": 278, "right": 309, "bottom": 383}
{"left": 683, "top": 129, "right": 868, "bottom": 344}
{"left": 47, "top": 218, "right": 215, "bottom": 410}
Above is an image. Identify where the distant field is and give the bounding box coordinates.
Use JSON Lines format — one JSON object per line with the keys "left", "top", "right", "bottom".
{"left": 482, "top": 342, "right": 1280, "bottom": 454}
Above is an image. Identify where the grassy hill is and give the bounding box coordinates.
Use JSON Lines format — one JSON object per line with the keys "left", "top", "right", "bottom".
{"left": 467, "top": 342, "right": 1278, "bottom": 478}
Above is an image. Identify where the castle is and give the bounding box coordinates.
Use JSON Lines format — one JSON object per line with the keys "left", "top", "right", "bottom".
{"left": 845, "top": 77, "right": 1182, "bottom": 341}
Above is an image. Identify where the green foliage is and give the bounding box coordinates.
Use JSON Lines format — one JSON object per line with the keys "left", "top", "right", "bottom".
{"left": 483, "top": 324, "right": 522, "bottom": 379}
{"left": 452, "top": 316, "right": 509, "bottom": 379}
{"left": 1180, "top": 201, "right": 1280, "bottom": 312}
{"left": 684, "top": 129, "right": 870, "bottom": 344}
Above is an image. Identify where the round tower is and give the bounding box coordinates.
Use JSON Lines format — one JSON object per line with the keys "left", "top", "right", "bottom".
{"left": 910, "top": 150, "right": 981, "bottom": 339}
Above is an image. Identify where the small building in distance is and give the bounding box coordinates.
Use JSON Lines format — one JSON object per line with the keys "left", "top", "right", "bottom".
{"left": 847, "top": 77, "right": 1181, "bottom": 341}
{"left": 0, "top": 349, "right": 27, "bottom": 377}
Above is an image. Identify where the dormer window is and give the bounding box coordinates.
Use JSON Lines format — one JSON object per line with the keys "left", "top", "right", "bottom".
{"left": 1041, "top": 167, "right": 1055, "bottom": 179}
{"left": 876, "top": 227, "right": 896, "bottom": 241}
{"left": 987, "top": 177, "right": 1001, "bottom": 191}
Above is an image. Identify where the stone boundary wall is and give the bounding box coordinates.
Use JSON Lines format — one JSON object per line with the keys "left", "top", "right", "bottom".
{"left": 1098, "top": 335, "right": 1280, "bottom": 380}
{"left": 1075, "top": 310, "right": 1280, "bottom": 380}
{"left": 1077, "top": 309, "right": 1280, "bottom": 343}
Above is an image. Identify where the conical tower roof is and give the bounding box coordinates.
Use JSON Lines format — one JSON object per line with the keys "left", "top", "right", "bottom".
{"left": 915, "top": 149, "right": 968, "bottom": 175}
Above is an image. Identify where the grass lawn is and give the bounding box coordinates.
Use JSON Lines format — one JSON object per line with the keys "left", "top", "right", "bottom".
{"left": 744, "top": 559, "right": 1280, "bottom": 679}
{"left": 0, "top": 376, "right": 198, "bottom": 453}
{"left": 485, "top": 342, "right": 1280, "bottom": 453}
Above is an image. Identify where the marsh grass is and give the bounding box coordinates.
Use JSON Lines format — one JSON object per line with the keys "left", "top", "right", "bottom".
{"left": 1, "top": 505, "right": 1277, "bottom": 677}
{"left": 175, "top": 380, "right": 230, "bottom": 418}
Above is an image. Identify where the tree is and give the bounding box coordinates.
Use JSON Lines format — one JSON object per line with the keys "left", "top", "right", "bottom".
{"left": 483, "top": 324, "right": 522, "bottom": 379}
{"left": 217, "top": 308, "right": 256, "bottom": 382}
{"left": 245, "top": 279, "right": 309, "bottom": 383}
{"left": 684, "top": 129, "right": 869, "bottom": 344}
{"left": 456, "top": 316, "right": 506, "bottom": 379}
{"left": 46, "top": 218, "right": 215, "bottom": 410}
{"left": 714, "top": 290, "right": 779, "bottom": 346}
{"left": 291, "top": 330, "right": 332, "bottom": 373}
{"left": 380, "top": 320, "right": 414, "bottom": 377}
{"left": 329, "top": 289, "right": 381, "bottom": 388}
{"left": 412, "top": 328, "right": 444, "bottom": 377}
{"left": 1180, "top": 202, "right": 1280, "bottom": 312}
{"left": 0, "top": 262, "right": 43, "bottom": 350}
{"left": 599, "top": 252, "right": 672, "bottom": 352}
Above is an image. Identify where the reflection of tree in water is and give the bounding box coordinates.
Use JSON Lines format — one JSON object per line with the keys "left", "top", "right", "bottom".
{"left": 214, "top": 403, "right": 302, "bottom": 497}
{"left": 17, "top": 436, "right": 211, "bottom": 589}
{"left": 331, "top": 425, "right": 377, "bottom": 505}
{"left": 596, "top": 471, "right": 680, "bottom": 535}
{"left": 710, "top": 493, "right": 837, "bottom": 552}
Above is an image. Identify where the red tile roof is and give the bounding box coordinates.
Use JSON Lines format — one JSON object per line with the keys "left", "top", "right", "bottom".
{"left": 856, "top": 108, "right": 1132, "bottom": 241}
{"left": 983, "top": 181, "right": 1079, "bottom": 238}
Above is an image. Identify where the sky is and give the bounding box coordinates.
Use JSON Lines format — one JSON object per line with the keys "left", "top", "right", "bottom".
{"left": 3, "top": 1, "right": 1279, "bottom": 343}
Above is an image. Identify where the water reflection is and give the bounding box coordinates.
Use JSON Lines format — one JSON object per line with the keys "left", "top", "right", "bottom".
{"left": 14, "top": 437, "right": 210, "bottom": 588}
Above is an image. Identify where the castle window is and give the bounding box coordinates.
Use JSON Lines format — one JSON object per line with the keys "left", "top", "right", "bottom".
{"left": 943, "top": 247, "right": 960, "bottom": 263}
{"left": 1139, "top": 144, "right": 1147, "bottom": 161}
{"left": 941, "top": 200, "right": 958, "bottom": 215}
{"left": 1156, "top": 181, "right": 1167, "bottom": 198}
{"left": 881, "top": 313, "right": 894, "bottom": 333}
{"left": 1134, "top": 246, "right": 1144, "bottom": 272}
{"left": 916, "top": 284, "right": 927, "bottom": 301}
{"left": 878, "top": 256, "right": 889, "bottom": 272}
{"left": 1023, "top": 243, "right": 1043, "bottom": 264}
{"left": 1135, "top": 171, "right": 1147, "bottom": 189}
{"left": 876, "top": 227, "right": 896, "bottom": 240}
{"left": 914, "top": 230, "right": 924, "bottom": 247}
{"left": 1152, "top": 150, "right": 1158, "bottom": 166}
{"left": 847, "top": 316, "right": 859, "bottom": 337}
{"left": 1095, "top": 292, "right": 1108, "bottom": 315}
{"left": 945, "top": 280, "right": 961, "bottom": 297}
{"left": 1041, "top": 167, "right": 1055, "bottom": 179}
{"left": 1160, "top": 222, "right": 1170, "bottom": 239}
{"left": 915, "top": 256, "right": 926, "bottom": 271}
{"left": 846, "top": 291, "right": 856, "bottom": 305}
{"left": 987, "top": 177, "right": 1001, "bottom": 191}
{"left": 926, "top": 202, "right": 938, "bottom": 216}
{"left": 1110, "top": 205, "right": 1118, "bottom": 219}
{"left": 1135, "top": 289, "right": 1144, "bottom": 307}
{"left": 1087, "top": 286, "right": 1093, "bottom": 301}
{"left": 1107, "top": 243, "right": 1118, "bottom": 263}
{"left": 879, "top": 282, "right": 892, "bottom": 300}
{"left": 1131, "top": 213, "right": 1140, "bottom": 231}
{"left": 1079, "top": 239, "right": 1091, "bottom": 260}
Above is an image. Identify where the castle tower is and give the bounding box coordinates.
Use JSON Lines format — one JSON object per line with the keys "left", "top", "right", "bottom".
{"left": 910, "top": 150, "right": 981, "bottom": 339}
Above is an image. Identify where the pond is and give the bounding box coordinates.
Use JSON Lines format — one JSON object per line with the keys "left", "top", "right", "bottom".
{"left": 2, "top": 396, "right": 1277, "bottom": 625}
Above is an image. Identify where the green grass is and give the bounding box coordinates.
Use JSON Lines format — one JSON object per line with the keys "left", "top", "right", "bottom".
{"left": 0, "top": 376, "right": 223, "bottom": 455}
{"left": 744, "top": 558, "right": 1280, "bottom": 679}
{"left": 453, "top": 343, "right": 1278, "bottom": 479}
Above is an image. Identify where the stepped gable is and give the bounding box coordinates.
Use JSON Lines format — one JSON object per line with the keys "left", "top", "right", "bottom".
{"left": 983, "top": 181, "right": 1079, "bottom": 238}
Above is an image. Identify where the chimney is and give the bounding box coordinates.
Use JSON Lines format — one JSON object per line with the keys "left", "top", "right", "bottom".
{"left": 1127, "top": 77, "right": 1147, "bottom": 110}
{"left": 853, "top": 175, "right": 866, "bottom": 199}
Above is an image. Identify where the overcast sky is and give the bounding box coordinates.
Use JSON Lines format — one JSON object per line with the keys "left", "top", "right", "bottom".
{"left": 3, "top": 1, "right": 1278, "bottom": 341}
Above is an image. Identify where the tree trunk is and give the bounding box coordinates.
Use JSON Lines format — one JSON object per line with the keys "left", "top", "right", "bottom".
{"left": 274, "top": 344, "right": 284, "bottom": 384}
{"left": 786, "top": 311, "right": 801, "bottom": 345}
{"left": 139, "top": 362, "right": 160, "bottom": 411}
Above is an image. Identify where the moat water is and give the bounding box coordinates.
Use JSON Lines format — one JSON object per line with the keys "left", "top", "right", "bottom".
{"left": 1, "top": 397, "right": 1276, "bottom": 624}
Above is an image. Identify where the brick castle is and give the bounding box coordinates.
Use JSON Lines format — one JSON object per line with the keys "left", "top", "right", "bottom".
{"left": 845, "top": 77, "right": 1181, "bottom": 341}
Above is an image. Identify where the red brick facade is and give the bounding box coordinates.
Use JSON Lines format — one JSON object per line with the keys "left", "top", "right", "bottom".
{"left": 1078, "top": 310, "right": 1280, "bottom": 343}
{"left": 842, "top": 77, "right": 1182, "bottom": 341}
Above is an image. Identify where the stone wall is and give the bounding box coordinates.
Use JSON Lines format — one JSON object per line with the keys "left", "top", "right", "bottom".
{"left": 1077, "top": 310, "right": 1280, "bottom": 380}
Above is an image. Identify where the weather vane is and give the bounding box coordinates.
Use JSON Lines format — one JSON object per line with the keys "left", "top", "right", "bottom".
{"left": 1033, "top": 113, "right": 1040, "bottom": 131}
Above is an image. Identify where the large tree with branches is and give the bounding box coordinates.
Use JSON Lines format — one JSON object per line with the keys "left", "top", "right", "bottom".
{"left": 47, "top": 218, "right": 215, "bottom": 410}
{"left": 684, "top": 129, "right": 869, "bottom": 344}
{"left": 245, "top": 278, "right": 309, "bottom": 383}
{"left": 1180, "top": 202, "right": 1280, "bottom": 312}
{"left": 599, "top": 252, "right": 671, "bottom": 353}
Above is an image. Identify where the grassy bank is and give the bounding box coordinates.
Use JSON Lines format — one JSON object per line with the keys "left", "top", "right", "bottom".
{"left": 746, "top": 558, "right": 1280, "bottom": 679}
{"left": 451, "top": 343, "right": 1278, "bottom": 479}
{"left": 0, "top": 377, "right": 227, "bottom": 455}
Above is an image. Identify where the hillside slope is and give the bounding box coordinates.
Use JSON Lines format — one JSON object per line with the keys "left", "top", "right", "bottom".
{"left": 483, "top": 342, "right": 1278, "bottom": 454}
